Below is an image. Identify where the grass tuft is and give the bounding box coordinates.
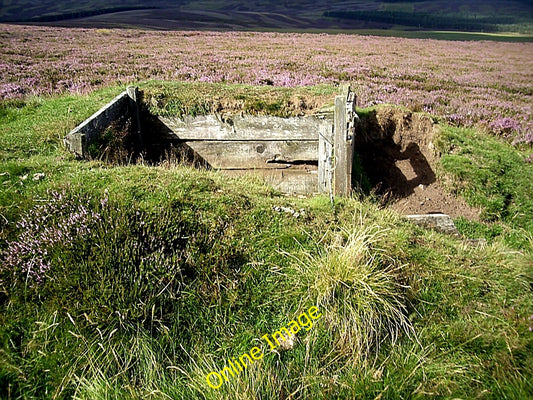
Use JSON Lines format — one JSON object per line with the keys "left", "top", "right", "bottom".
{"left": 285, "top": 223, "right": 414, "bottom": 363}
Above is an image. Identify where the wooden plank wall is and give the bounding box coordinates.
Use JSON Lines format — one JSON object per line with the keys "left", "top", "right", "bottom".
{"left": 64, "top": 86, "right": 358, "bottom": 196}
{"left": 64, "top": 91, "right": 130, "bottom": 158}
{"left": 154, "top": 86, "right": 356, "bottom": 196}
{"left": 157, "top": 114, "right": 333, "bottom": 195}
{"left": 65, "top": 86, "right": 142, "bottom": 159}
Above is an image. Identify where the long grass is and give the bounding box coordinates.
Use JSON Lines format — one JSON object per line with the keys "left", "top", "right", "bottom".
{"left": 284, "top": 224, "right": 414, "bottom": 363}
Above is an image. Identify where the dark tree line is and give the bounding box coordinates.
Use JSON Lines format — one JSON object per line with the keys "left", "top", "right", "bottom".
{"left": 323, "top": 10, "right": 520, "bottom": 32}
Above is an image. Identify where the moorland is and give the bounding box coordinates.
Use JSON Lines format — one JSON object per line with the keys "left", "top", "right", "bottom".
{"left": 1, "top": 2, "right": 533, "bottom": 399}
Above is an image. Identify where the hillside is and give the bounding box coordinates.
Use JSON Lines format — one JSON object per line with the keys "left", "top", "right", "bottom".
{"left": 0, "top": 23, "right": 532, "bottom": 399}
{"left": 0, "top": 82, "right": 532, "bottom": 398}
{"left": 1, "top": 0, "right": 532, "bottom": 34}
{"left": 2, "top": 25, "right": 532, "bottom": 138}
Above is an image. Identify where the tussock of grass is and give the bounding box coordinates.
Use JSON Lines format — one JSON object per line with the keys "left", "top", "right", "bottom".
{"left": 285, "top": 224, "right": 413, "bottom": 362}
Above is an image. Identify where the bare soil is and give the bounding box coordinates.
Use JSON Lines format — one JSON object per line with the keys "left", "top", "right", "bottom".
{"left": 355, "top": 106, "right": 480, "bottom": 220}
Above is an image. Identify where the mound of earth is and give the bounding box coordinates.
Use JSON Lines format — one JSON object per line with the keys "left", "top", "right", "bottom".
{"left": 355, "top": 106, "right": 480, "bottom": 220}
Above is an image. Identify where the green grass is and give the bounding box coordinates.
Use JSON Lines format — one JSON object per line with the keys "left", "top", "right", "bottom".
{"left": 0, "top": 85, "right": 532, "bottom": 399}
{"left": 436, "top": 125, "right": 533, "bottom": 248}
{"left": 345, "top": 29, "right": 533, "bottom": 42}
{"left": 139, "top": 81, "right": 337, "bottom": 118}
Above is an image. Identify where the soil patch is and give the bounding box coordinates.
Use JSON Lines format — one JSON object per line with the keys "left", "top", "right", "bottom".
{"left": 355, "top": 106, "right": 480, "bottom": 220}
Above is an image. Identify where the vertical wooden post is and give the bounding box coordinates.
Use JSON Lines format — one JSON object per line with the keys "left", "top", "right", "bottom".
{"left": 333, "top": 85, "right": 356, "bottom": 197}
{"left": 334, "top": 95, "right": 347, "bottom": 196}
{"left": 334, "top": 87, "right": 354, "bottom": 196}
{"left": 346, "top": 88, "right": 356, "bottom": 194}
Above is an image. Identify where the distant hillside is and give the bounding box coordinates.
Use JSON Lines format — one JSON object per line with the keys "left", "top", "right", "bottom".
{"left": 1, "top": 0, "right": 532, "bottom": 33}
{"left": 0, "top": 0, "right": 174, "bottom": 22}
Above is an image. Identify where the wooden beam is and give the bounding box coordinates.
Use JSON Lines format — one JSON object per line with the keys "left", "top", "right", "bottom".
{"left": 334, "top": 95, "right": 348, "bottom": 196}
{"left": 333, "top": 86, "right": 356, "bottom": 196}
{"left": 158, "top": 115, "right": 329, "bottom": 141}
{"left": 318, "top": 122, "right": 333, "bottom": 194}
{"left": 185, "top": 140, "right": 318, "bottom": 169}
{"left": 224, "top": 168, "right": 319, "bottom": 194}
{"left": 64, "top": 91, "right": 129, "bottom": 158}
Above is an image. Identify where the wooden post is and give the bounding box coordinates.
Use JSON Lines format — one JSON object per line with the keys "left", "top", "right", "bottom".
{"left": 346, "top": 87, "right": 356, "bottom": 194}
{"left": 334, "top": 85, "right": 357, "bottom": 196}
{"left": 333, "top": 85, "right": 356, "bottom": 197}
{"left": 334, "top": 95, "right": 347, "bottom": 196}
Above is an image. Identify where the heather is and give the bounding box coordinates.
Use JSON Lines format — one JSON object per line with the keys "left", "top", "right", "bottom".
{"left": 2, "top": 190, "right": 102, "bottom": 285}
{"left": 1, "top": 25, "right": 532, "bottom": 142}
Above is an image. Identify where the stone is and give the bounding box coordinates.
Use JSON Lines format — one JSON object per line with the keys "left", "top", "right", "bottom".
{"left": 405, "top": 213, "right": 459, "bottom": 235}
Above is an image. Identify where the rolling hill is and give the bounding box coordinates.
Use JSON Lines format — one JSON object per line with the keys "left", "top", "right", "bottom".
{"left": 1, "top": 0, "right": 532, "bottom": 33}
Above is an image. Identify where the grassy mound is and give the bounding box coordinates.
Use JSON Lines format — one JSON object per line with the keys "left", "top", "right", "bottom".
{"left": 0, "top": 83, "right": 532, "bottom": 399}
{"left": 139, "top": 81, "right": 337, "bottom": 118}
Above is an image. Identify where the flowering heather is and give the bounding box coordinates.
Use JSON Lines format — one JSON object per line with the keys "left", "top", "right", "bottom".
{"left": 489, "top": 117, "right": 522, "bottom": 138}
{"left": 0, "top": 24, "right": 532, "bottom": 139}
{"left": 513, "top": 122, "right": 533, "bottom": 145}
{"left": 1, "top": 191, "right": 101, "bottom": 284}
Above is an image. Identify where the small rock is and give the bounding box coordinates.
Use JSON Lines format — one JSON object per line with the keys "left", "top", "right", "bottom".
{"left": 33, "top": 173, "right": 45, "bottom": 181}
{"left": 406, "top": 213, "right": 460, "bottom": 236}
{"left": 273, "top": 205, "right": 305, "bottom": 218}
{"left": 20, "top": 174, "right": 28, "bottom": 181}
{"left": 277, "top": 334, "right": 294, "bottom": 351}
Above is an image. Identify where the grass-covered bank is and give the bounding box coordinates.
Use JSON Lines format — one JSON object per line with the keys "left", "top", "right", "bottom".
{"left": 1, "top": 84, "right": 532, "bottom": 399}
{"left": 139, "top": 81, "right": 338, "bottom": 118}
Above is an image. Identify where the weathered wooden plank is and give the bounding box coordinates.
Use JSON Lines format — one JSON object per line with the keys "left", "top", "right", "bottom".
{"left": 159, "top": 115, "right": 331, "bottom": 141}
{"left": 345, "top": 88, "right": 356, "bottom": 195}
{"left": 334, "top": 95, "right": 348, "bottom": 196}
{"left": 318, "top": 122, "right": 333, "bottom": 194}
{"left": 333, "top": 87, "right": 356, "bottom": 197}
{"left": 64, "top": 91, "right": 129, "bottom": 158}
{"left": 224, "top": 168, "right": 319, "bottom": 194}
{"left": 185, "top": 140, "right": 318, "bottom": 169}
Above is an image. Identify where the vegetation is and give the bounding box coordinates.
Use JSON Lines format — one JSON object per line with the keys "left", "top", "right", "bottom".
{"left": 25, "top": 6, "right": 159, "bottom": 23}
{"left": 437, "top": 125, "right": 533, "bottom": 250}
{"left": 323, "top": 10, "right": 525, "bottom": 33}
{"left": 141, "top": 81, "right": 337, "bottom": 118}
{"left": 2, "top": 26, "right": 532, "bottom": 141}
{"left": 0, "top": 84, "right": 532, "bottom": 398}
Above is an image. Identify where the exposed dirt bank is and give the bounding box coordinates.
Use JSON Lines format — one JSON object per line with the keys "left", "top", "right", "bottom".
{"left": 355, "top": 106, "right": 480, "bottom": 220}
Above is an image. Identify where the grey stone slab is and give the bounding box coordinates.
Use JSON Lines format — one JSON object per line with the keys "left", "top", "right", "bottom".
{"left": 405, "top": 213, "right": 460, "bottom": 235}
